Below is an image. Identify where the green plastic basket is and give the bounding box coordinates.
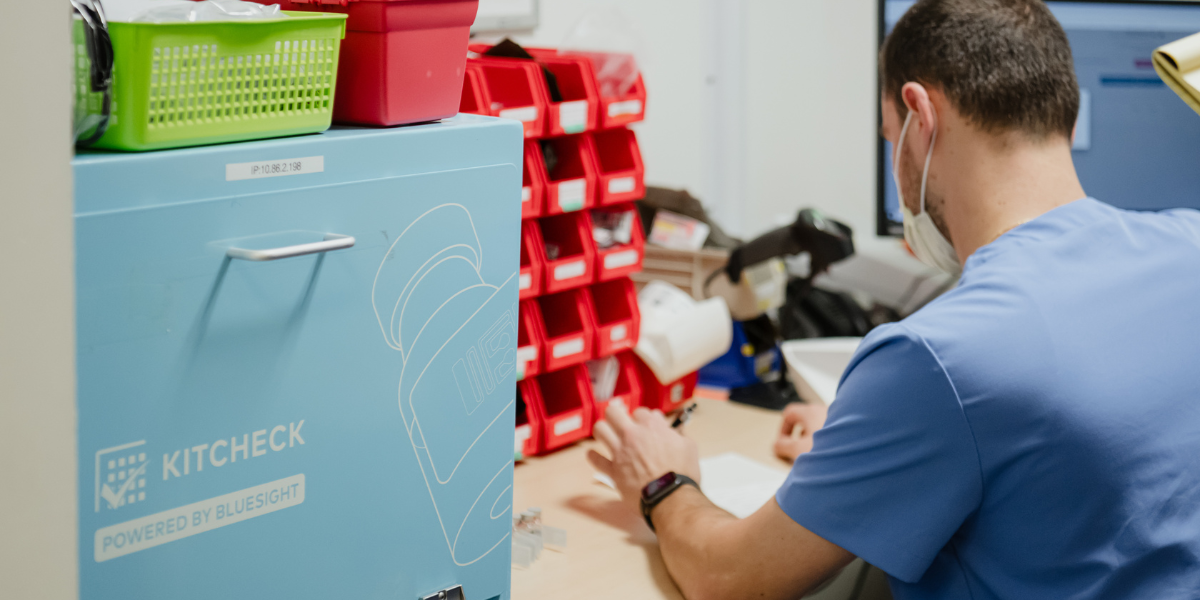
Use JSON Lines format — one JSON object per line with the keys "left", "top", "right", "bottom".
{"left": 77, "top": 12, "right": 347, "bottom": 151}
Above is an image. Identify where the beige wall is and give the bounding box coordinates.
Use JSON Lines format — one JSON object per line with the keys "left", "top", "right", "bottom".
{"left": 0, "top": 4, "right": 78, "bottom": 600}
{"left": 515, "top": 0, "right": 715, "bottom": 207}
{"left": 516, "top": 0, "right": 880, "bottom": 240}
{"left": 744, "top": 0, "right": 879, "bottom": 239}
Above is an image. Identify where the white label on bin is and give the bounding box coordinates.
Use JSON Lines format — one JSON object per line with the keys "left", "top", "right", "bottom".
{"left": 610, "top": 324, "right": 628, "bottom": 342}
{"left": 500, "top": 106, "right": 539, "bottom": 123}
{"left": 522, "top": 186, "right": 532, "bottom": 204}
{"left": 559, "top": 100, "right": 589, "bottom": 134}
{"left": 554, "top": 260, "right": 586, "bottom": 281}
{"left": 553, "top": 337, "right": 585, "bottom": 359}
{"left": 517, "top": 345, "right": 538, "bottom": 364}
{"left": 519, "top": 273, "right": 532, "bottom": 290}
{"left": 94, "top": 474, "right": 304, "bottom": 563}
{"left": 604, "top": 249, "right": 639, "bottom": 270}
{"left": 557, "top": 179, "right": 586, "bottom": 212}
{"left": 608, "top": 100, "right": 643, "bottom": 118}
{"left": 554, "top": 415, "right": 583, "bottom": 436}
{"left": 608, "top": 176, "right": 636, "bottom": 195}
{"left": 515, "top": 425, "right": 532, "bottom": 454}
{"left": 226, "top": 156, "right": 324, "bottom": 181}
{"left": 671, "top": 383, "right": 684, "bottom": 402}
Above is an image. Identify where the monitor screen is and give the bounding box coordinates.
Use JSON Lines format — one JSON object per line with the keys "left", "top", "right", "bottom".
{"left": 878, "top": 0, "right": 1200, "bottom": 236}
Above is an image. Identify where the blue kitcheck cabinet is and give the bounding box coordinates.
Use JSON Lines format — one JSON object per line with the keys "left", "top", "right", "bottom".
{"left": 73, "top": 116, "right": 523, "bottom": 600}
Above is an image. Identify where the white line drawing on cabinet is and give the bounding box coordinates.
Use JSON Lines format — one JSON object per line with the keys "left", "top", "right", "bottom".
{"left": 372, "top": 204, "right": 519, "bottom": 566}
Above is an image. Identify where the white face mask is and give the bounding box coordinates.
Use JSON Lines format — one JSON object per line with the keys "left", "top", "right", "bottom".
{"left": 894, "top": 110, "right": 961, "bottom": 275}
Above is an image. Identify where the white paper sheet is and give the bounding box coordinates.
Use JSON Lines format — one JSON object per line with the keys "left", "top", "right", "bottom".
{"left": 594, "top": 452, "right": 789, "bottom": 519}
{"left": 698, "top": 453, "right": 789, "bottom": 518}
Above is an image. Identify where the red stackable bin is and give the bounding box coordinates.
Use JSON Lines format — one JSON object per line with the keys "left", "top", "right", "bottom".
{"left": 537, "top": 288, "right": 596, "bottom": 372}
{"left": 591, "top": 203, "right": 645, "bottom": 282}
{"left": 590, "top": 128, "right": 645, "bottom": 206}
{"left": 539, "top": 211, "right": 595, "bottom": 293}
{"left": 589, "top": 278, "right": 640, "bottom": 358}
{"left": 635, "top": 355, "right": 699, "bottom": 414}
{"left": 539, "top": 135, "right": 598, "bottom": 216}
{"left": 522, "top": 140, "right": 547, "bottom": 220}
{"left": 472, "top": 44, "right": 600, "bottom": 137}
{"left": 519, "top": 220, "right": 545, "bottom": 300}
{"left": 599, "top": 72, "right": 647, "bottom": 128}
{"left": 469, "top": 58, "right": 546, "bottom": 138}
{"left": 529, "top": 51, "right": 600, "bottom": 136}
{"left": 533, "top": 365, "right": 595, "bottom": 451}
{"left": 460, "top": 66, "right": 489, "bottom": 115}
{"left": 515, "top": 381, "right": 543, "bottom": 458}
{"left": 262, "top": 0, "right": 479, "bottom": 126}
{"left": 527, "top": 47, "right": 646, "bottom": 129}
{"left": 517, "top": 300, "right": 544, "bottom": 379}
{"left": 591, "top": 351, "right": 641, "bottom": 424}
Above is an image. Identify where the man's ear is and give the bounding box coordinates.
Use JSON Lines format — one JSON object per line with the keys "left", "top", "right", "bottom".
{"left": 900, "top": 82, "right": 937, "bottom": 145}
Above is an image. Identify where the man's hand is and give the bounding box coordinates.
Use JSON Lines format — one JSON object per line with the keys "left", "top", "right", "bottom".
{"left": 588, "top": 404, "right": 701, "bottom": 510}
{"left": 774, "top": 402, "right": 829, "bottom": 462}
{"left": 589, "top": 402, "right": 855, "bottom": 599}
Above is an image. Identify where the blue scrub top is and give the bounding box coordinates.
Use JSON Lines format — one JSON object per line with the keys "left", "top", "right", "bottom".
{"left": 777, "top": 199, "right": 1200, "bottom": 599}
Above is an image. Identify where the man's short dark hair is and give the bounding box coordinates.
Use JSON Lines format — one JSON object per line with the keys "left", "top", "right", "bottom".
{"left": 881, "top": 0, "right": 1079, "bottom": 139}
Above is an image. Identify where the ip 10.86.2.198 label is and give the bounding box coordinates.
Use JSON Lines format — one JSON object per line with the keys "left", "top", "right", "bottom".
{"left": 226, "top": 156, "right": 324, "bottom": 181}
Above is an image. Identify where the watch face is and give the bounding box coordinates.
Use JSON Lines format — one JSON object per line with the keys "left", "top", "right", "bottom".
{"left": 644, "top": 472, "right": 677, "bottom": 499}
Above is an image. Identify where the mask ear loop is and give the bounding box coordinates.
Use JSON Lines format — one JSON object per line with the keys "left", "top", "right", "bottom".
{"left": 894, "top": 111, "right": 912, "bottom": 186}
{"left": 919, "top": 119, "right": 937, "bottom": 215}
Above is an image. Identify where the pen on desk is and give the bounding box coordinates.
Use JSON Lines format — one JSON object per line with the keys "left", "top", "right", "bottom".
{"left": 671, "top": 403, "right": 698, "bottom": 428}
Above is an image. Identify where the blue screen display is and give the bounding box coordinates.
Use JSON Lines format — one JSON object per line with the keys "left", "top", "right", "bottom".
{"left": 880, "top": 1, "right": 1200, "bottom": 234}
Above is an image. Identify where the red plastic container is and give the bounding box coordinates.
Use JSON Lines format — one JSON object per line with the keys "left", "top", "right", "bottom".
{"left": 539, "top": 211, "right": 596, "bottom": 293}
{"left": 599, "top": 72, "right": 647, "bottom": 128}
{"left": 591, "top": 204, "right": 645, "bottom": 282}
{"left": 533, "top": 54, "right": 600, "bottom": 136}
{"left": 264, "top": 0, "right": 480, "bottom": 126}
{"left": 471, "top": 44, "right": 600, "bottom": 136}
{"left": 519, "top": 220, "right": 545, "bottom": 300}
{"left": 591, "top": 351, "right": 641, "bottom": 424}
{"left": 539, "top": 135, "right": 598, "bottom": 216}
{"left": 515, "top": 381, "right": 542, "bottom": 458}
{"left": 589, "top": 278, "right": 640, "bottom": 358}
{"left": 537, "top": 288, "right": 596, "bottom": 372}
{"left": 469, "top": 58, "right": 546, "bottom": 138}
{"left": 517, "top": 300, "right": 544, "bottom": 379}
{"left": 590, "top": 128, "right": 645, "bottom": 206}
{"left": 635, "top": 355, "right": 698, "bottom": 414}
{"left": 533, "top": 365, "right": 595, "bottom": 451}
{"left": 524, "top": 46, "right": 644, "bottom": 130}
{"left": 522, "top": 140, "right": 547, "bottom": 220}
{"left": 460, "top": 66, "right": 489, "bottom": 115}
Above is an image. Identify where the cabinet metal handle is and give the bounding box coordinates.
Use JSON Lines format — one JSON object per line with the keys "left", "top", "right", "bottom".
{"left": 226, "top": 234, "right": 355, "bottom": 262}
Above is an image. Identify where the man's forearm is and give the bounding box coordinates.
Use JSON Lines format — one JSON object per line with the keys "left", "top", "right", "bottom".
{"left": 651, "top": 487, "right": 846, "bottom": 600}
{"left": 651, "top": 486, "right": 749, "bottom": 600}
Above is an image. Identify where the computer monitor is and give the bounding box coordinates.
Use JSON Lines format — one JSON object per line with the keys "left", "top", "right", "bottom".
{"left": 877, "top": 0, "right": 1200, "bottom": 236}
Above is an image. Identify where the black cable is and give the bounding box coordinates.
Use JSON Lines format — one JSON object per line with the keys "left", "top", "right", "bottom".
{"left": 72, "top": 0, "right": 114, "bottom": 147}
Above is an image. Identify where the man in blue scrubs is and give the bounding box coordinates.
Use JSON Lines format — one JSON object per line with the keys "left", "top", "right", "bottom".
{"left": 587, "top": 0, "right": 1200, "bottom": 597}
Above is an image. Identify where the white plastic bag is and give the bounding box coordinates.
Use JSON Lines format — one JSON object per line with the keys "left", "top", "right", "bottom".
{"left": 635, "top": 281, "right": 732, "bottom": 384}
{"left": 559, "top": 8, "right": 645, "bottom": 98}
{"left": 126, "top": 0, "right": 283, "bottom": 23}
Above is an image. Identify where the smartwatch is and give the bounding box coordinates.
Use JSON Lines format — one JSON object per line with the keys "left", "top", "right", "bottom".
{"left": 640, "top": 472, "right": 699, "bottom": 532}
